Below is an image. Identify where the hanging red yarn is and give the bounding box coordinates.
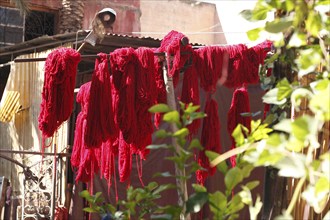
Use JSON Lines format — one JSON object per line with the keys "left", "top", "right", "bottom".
{"left": 133, "top": 47, "right": 158, "bottom": 159}
{"left": 118, "top": 132, "right": 132, "bottom": 183}
{"left": 223, "top": 44, "right": 248, "bottom": 88}
{"left": 110, "top": 48, "right": 138, "bottom": 144}
{"left": 70, "top": 82, "right": 100, "bottom": 185}
{"left": 39, "top": 47, "right": 81, "bottom": 138}
{"left": 227, "top": 86, "right": 251, "bottom": 167}
{"left": 84, "top": 53, "right": 117, "bottom": 148}
{"left": 157, "top": 30, "right": 192, "bottom": 80}
{"left": 180, "top": 52, "right": 201, "bottom": 137}
{"left": 153, "top": 60, "right": 167, "bottom": 128}
{"left": 71, "top": 82, "right": 91, "bottom": 169}
{"left": 241, "top": 40, "right": 273, "bottom": 85}
{"left": 195, "top": 46, "right": 226, "bottom": 93}
{"left": 196, "top": 98, "right": 221, "bottom": 185}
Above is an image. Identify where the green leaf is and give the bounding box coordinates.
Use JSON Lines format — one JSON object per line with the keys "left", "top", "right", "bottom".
{"left": 247, "top": 27, "right": 264, "bottom": 41}
{"left": 209, "top": 191, "right": 227, "bottom": 219}
{"left": 184, "top": 104, "right": 200, "bottom": 113}
{"left": 274, "top": 119, "right": 292, "bottom": 133}
{"left": 152, "top": 184, "right": 176, "bottom": 195}
{"left": 276, "top": 78, "right": 292, "bottom": 100}
{"left": 149, "top": 104, "right": 171, "bottom": 113}
{"left": 94, "top": 192, "right": 103, "bottom": 203}
{"left": 83, "top": 207, "right": 98, "bottom": 213}
{"left": 255, "top": 150, "right": 283, "bottom": 166}
{"left": 241, "top": 164, "right": 254, "bottom": 179}
{"left": 285, "top": 0, "right": 295, "bottom": 11}
{"left": 185, "top": 192, "right": 208, "bottom": 214}
{"left": 151, "top": 214, "right": 173, "bottom": 220}
{"left": 263, "top": 88, "right": 287, "bottom": 105}
{"left": 154, "top": 171, "right": 172, "bottom": 178}
{"left": 266, "top": 133, "right": 282, "bottom": 146}
{"left": 275, "top": 156, "right": 306, "bottom": 178}
{"left": 147, "top": 144, "right": 168, "bottom": 150}
{"left": 295, "top": 48, "right": 322, "bottom": 77}
{"left": 228, "top": 194, "right": 244, "bottom": 214}
{"left": 286, "top": 137, "right": 304, "bottom": 152}
{"left": 192, "top": 184, "right": 207, "bottom": 193}
{"left": 274, "top": 213, "right": 293, "bottom": 220}
{"left": 291, "top": 117, "right": 309, "bottom": 142}
{"left": 288, "top": 32, "right": 307, "bottom": 48}
{"left": 173, "top": 128, "right": 189, "bottom": 138}
{"left": 205, "top": 150, "right": 228, "bottom": 174}
{"left": 265, "top": 18, "right": 293, "bottom": 33}
{"left": 309, "top": 85, "right": 330, "bottom": 120}
{"left": 225, "top": 167, "right": 243, "bottom": 191}
{"left": 232, "top": 125, "right": 245, "bottom": 146}
{"left": 245, "top": 181, "right": 260, "bottom": 190}
{"left": 240, "top": 9, "right": 253, "bottom": 21}
{"left": 163, "top": 111, "right": 180, "bottom": 126}
{"left": 147, "top": 182, "right": 159, "bottom": 191}
{"left": 249, "top": 195, "right": 263, "bottom": 220}
{"left": 239, "top": 186, "right": 252, "bottom": 205}
{"left": 79, "top": 190, "right": 94, "bottom": 202}
{"left": 252, "top": 2, "right": 271, "bottom": 20}
{"left": 315, "top": 177, "right": 330, "bottom": 195}
{"left": 188, "top": 139, "right": 203, "bottom": 150}
{"left": 306, "top": 11, "right": 322, "bottom": 37}
{"left": 155, "top": 129, "right": 169, "bottom": 138}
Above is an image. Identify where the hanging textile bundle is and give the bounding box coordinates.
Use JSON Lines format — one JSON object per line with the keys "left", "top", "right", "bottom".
{"left": 223, "top": 44, "right": 248, "bottom": 88}
{"left": 38, "top": 47, "right": 81, "bottom": 138}
{"left": 241, "top": 40, "right": 273, "bottom": 85}
{"left": 110, "top": 48, "right": 138, "bottom": 144}
{"left": 157, "top": 30, "right": 193, "bottom": 80}
{"left": 85, "top": 53, "right": 117, "bottom": 148}
{"left": 180, "top": 52, "right": 201, "bottom": 137}
{"left": 101, "top": 139, "right": 118, "bottom": 195}
{"left": 71, "top": 82, "right": 91, "bottom": 169}
{"left": 153, "top": 60, "right": 167, "bottom": 128}
{"left": 227, "top": 86, "right": 251, "bottom": 167}
{"left": 71, "top": 82, "right": 100, "bottom": 186}
{"left": 195, "top": 46, "right": 226, "bottom": 93}
{"left": 117, "top": 132, "right": 132, "bottom": 183}
{"left": 133, "top": 47, "right": 158, "bottom": 159}
{"left": 196, "top": 98, "right": 221, "bottom": 185}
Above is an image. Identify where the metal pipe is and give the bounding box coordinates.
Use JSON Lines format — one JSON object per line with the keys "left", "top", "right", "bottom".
{"left": 0, "top": 149, "right": 70, "bottom": 157}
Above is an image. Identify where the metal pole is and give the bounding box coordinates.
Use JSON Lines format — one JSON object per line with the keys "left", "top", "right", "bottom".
{"left": 51, "top": 144, "right": 57, "bottom": 219}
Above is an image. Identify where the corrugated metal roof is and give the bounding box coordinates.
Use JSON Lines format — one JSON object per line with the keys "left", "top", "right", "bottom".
{"left": 0, "top": 31, "right": 162, "bottom": 63}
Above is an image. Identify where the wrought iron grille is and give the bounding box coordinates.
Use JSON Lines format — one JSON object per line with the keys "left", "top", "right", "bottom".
{"left": 21, "top": 156, "right": 60, "bottom": 220}
{"left": 24, "top": 10, "right": 55, "bottom": 41}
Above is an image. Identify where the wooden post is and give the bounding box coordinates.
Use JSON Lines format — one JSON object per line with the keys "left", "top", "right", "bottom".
{"left": 162, "top": 56, "right": 190, "bottom": 220}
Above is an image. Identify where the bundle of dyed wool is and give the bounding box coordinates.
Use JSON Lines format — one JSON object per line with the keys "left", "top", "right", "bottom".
{"left": 71, "top": 82, "right": 100, "bottom": 188}
{"left": 241, "top": 40, "right": 273, "bottom": 85}
{"left": 153, "top": 59, "right": 167, "bottom": 128}
{"left": 223, "top": 44, "right": 248, "bottom": 88}
{"left": 196, "top": 98, "right": 221, "bottom": 185}
{"left": 110, "top": 47, "right": 138, "bottom": 144}
{"left": 109, "top": 47, "right": 152, "bottom": 184}
{"left": 180, "top": 52, "right": 201, "bottom": 137}
{"left": 194, "top": 47, "right": 225, "bottom": 184}
{"left": 38, "top": 47, "right": 80, "bottom": 139}
{"left": 195, "top": 46, "right": 227, "bottom": 93}
{"left": 227, "top": 86, "right": 251, "bottom": 167}
{"left": 85, "top": 53, "right": 117, "bottom": 148}
{"left": 157, "top": 30, "right": 193, "bottom": 83}
{"left": 134, "top": 47, "right": 158, "bottom": 159}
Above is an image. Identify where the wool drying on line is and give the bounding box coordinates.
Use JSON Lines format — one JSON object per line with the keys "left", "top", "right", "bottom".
{"left": 38, "top": 30, "right": 272, "bottom": 197}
